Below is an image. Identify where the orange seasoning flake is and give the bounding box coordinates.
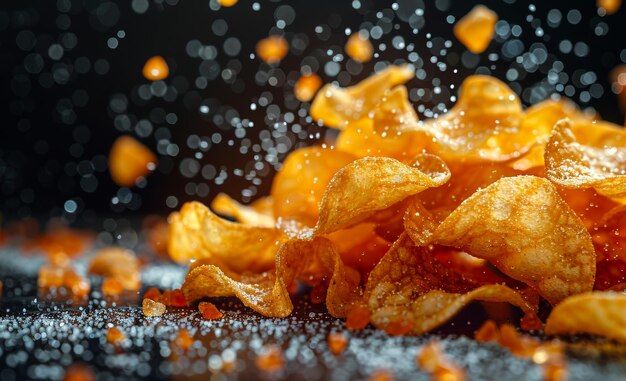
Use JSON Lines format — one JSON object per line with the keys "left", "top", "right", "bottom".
{"left": 346, "top": 305, "right": 370, "bottom": 331}
{"left": 417, "top": 342, "right": 466, "bottom": 381}
{"left": 345, "top": 32, "right": 374, "bottom": 63}
{"left": 142, "top": 55, "right": 169, "bottom": 81}
{"left": 255, "top": 344, "right": 284, "bottom": 372}
{"left": 142, "top": 298, "right": 166, "bottom": 317}
{"left": 108, "top": 136, "right": 157, "bottom": 187}
{"left": 294, "top": 73, "right": 323, "bottom": 102}
{"left": 256, "top": 35, "right": 289, "bottom": 64}
{"left": 106, "top": 327, "right": 126, "bottom": 344}
{"left": 198, "top": 301, "right": 223, "bottom": 320}
{"left": 101, "top": 277, "right": 124, "bottom": 297}
{"left": 327, "top": 332, "right": 348, "bottom": 355}
{"left": 453, "top": 5, "right": 498, "bottom": 54}
{"left": 143, "top": 287, "right": 161, "bottom": 301}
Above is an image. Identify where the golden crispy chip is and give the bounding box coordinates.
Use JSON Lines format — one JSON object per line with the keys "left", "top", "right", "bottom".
{"left": 453, "top": 5, "right": 497, "bottom": 54}
{"left": 211, "top": 193, "right": 275, "bottom": 227}
{"left": 432, "top": 176, "right": 595, "bottom": 305}
{"left": 309, "top": 65, "right": 414, "bottom": 129}
{"left": 509, "top": 99, "right": 590, "bottom": 170}
{"left": 409, "top": 75, "right": 523, "bottom": 162}
{"left": 88, "top": 247, "right": 141, "bottom": 291}
{"left": 182, "top": 237, "right": 360, "bottom": 317}
{"left": 168, "top": 201, "right": 285, "bottom": 272}
{"left": 545, "top": 118, "right": 626, "bottom": 202}
{"left": 545, "top": 292, "right": 626, "bottom": 343}
{"left": 270, "top": 147, "right": 356, "bottom": 226}
{"left": 314, "top": 154, "right": 450, "bottom": 235}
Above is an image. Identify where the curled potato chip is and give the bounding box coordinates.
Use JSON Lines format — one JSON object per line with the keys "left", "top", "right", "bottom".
{"left": 168, "top": 201, "right": 285, "bottom": 272}
{"left": 271, "top": 147, "right": 356, "bottom": 226}
{"left": 545, "top": 292, "right": 626, "bottom": 343}
{"left": 315, "top": 154, "right": 451, "bottom": 235}
{"left": 410, "top": 76, "right": 523, "bottom": 162}
{"left": 309, "top": 65, "right": 414, "bottom": 129}
{"left": 211, "top": 193, "right": 275, "bottom": 228}
{"left": 88, "top": 247, "right": 141, "bottom": 290}
{"left": 432, "top": 176, "right": 595, "bottom": 305}
{"left": 182, "top": 237, "right": 360, "bottom": 317}
{"left": 453, "top": 5, "right": 497, "bottom": 54}
{"left": 545, "top": 118, "right": 626, "bottom": 202}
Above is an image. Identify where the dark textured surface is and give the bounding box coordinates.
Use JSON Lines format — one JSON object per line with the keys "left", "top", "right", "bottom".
{"left": 2, "top": 246, "right": 626, "bottom": 381}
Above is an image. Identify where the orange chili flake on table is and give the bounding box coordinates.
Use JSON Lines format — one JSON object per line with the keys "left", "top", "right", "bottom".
{"left": 417, "top": 341, "right": 466, "bottom": 381}
{"left": 142, "top": 298, "right": 166, "bottom": 317}
{"left": 383, "top": 319, "right": 414, "bottom": 336}
{"left": 327, "top": 332, "right": 348, "bottom": 355}
{"left": 106, "top": 327, "right": 126, "bottom": 344}
{"left": 294, "top": 73, "right": 322, "bottom": 102}
{"left": 255, "top": 344, "right": 284, "bottom": 372}
{"left": 174, "top": 328, "right": 194, "bottom": 351}
{"left": 142, "top": 55, "right": 169, "bottom": 81}
{"left": 108, "top": 135, "right": 157, "bottom": 188}
{"left": 198, "top": 301, "right": 223, "bottom": 320}
{"left": 346, "top": 305, "right": 370, "bottom": 330}
{"left": 474, "top": 320, "right": 499, "bottom": 343}
{"left": 169, "top": 289, "right": 187, "bottom": 307}
{"left": 63, "top": 364, "right": 95, "bottom": 381}
{"left": 101, "top": 277, "right": 124, "bottom": 297}
{"left": 255, "top": 35, "right": 288, "bottom": 64}
{"left": 345, "top": 32, "right": 374, "bottom": 63}
{"left": 159, "top": 289, "right": 172, "bottom": 306}
{"left": 143, "top": 287, "right": 161, "bottom": 301}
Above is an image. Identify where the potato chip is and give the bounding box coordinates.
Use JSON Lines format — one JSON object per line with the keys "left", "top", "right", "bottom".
{"left": 309, "top": 65, "right": 414, "bottom": 129}
{"left": 545, "top": 118, "right": 626, "bottom": 202}
{"left": 182, "top": 237, "right": 360, "bottom": 317}
{"left": 108, "top": 135, "right": 157, "bottom": 187}
{"left": 431, "top": 176, "right": 595, "bottom": 305}
{"left": 509, "top": 99, "right": 591, "bottom": 170}
{"left": 88, "top": 247, "right": 141, "bottom": 291}
{"left": 315, "top": 154, "right": 450, "bottom": 235}
{"left": 325, "top": 223, "right": 390, "bottom": 276}
{"left": 256, "top": 35, "right": 288, "bottom": 64}
{"left": 142, "top": 56, "right": 169, "bottom": 81}
{"left": 545, "top": 292, "right": 626, "bottom": 343}
{"left": 345, "top": 32, "right": 374, "bottom": 63}
{"left": 590, "top": 205, "right": 626, "bottom": 262}
{"left": 211, "top": 192, "right": 275, "bottom": 227}
{"left": 271, "top": 147, "right": 356, "bottom": 226}
{"left": 597, "top": 0, "right": 622, "bottom": 14}
{"left": 168, "top": 201, "right": 285, "bottom": 271}
{"left": 408, "top": 75, "right": 523, "bottom": 162}
{"left": 453, "top": 5, "right": 497, "bottom": 54}
{"left": 294, "top": 73, "right": 323, "bottom": 102}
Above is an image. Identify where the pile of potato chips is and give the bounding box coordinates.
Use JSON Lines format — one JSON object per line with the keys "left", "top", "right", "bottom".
{"left": 169, "top": 65, "right": 626, "bottom": 340}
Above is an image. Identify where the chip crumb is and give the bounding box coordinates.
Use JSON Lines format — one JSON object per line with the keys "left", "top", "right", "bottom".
{"left": 255, "top": 344, "right": 284, "bottom": 372}
{"left": 142, "top": 298, "right": 166, "bottom": 317}
{"left": 327, "top": 332, "right": 348, "bottom": 355}
{"left": 198, "top": 301, "right": 223, "bottom": 320}
{"left": 106, "top": 327, "right": 126, "bottom": 344}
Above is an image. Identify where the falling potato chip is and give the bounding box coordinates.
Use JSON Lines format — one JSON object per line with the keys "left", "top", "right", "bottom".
{"left": 217, "top": 0, "right": 238, "bottom": 7}
{"left": 453, "top": 5, "right": 498, "bottom": 54}
{"left": 597, "top": 0, "right": 622, "bottom": 14}
{"left": 409, "top": 75, "right": 523, "bottom": 162}
{"left": 211, "top": 193, "right": 275, "bottom": 228}
{"left": 314, "top": 154, "right": 451, "bottom": 235}
{"left": 271, "top": 147, "right": 356, "bottom": 227}
{"left": 545, "top": 118, "right": 626, "bottom": 202}
{"left": 309, "top": 65, "right": 414, "bottom": 129}
{"left": 294, "top": 73, "right": 323, "bottom": 102}
{"left": 256, "top": 35, "right": 289, "bottom": 64}
{"left": 142, "top": 56, "right": 169, "bottom": 81}
{"left": 431, "top": 176, "right": 595, "bottom": 305}
{"left": 168, "top": 201, "right": 285, "bottom": 272}
{"left": 545, "top": 292, "right": 626, "bottom": 343}
{"left": 88, "top": 247, "right": 141, "bottom": 291}
{"left": 108, "top": 135, "right": 157, "bottom": 187}
{"left": 345, "top": 31, "right": 374, "bottom": 63}
{"left": 181, "top": 237, "right": 360, "bottom": 317}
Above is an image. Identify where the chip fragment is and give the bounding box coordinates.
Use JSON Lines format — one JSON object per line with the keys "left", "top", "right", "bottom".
{"left": 142, "top": 56, "right": 169, "bottom": 81}
{"left": 545, "top": 292, "right": 626, "bottom": 343}
{"left": 88, "top": 247, "right": 141, "bottom": 291}
{"left": 545, "top": 118, "right": 626, "bottom": 202}
{"left": 345, "top": 32, "right": 374, "bottom": 63}
{"left": 256, "top": 35, "right": 288, "bottom": 64}
{"left": 108, "top": 135, "right": 157, "bottom": 187}
{"left": 294, "top": 73, "right": 323, "bottom": 102}
{"left": 142, "top": 298, "right": 166, "bottom": 317}
{"left": 211, "top": 192, "right": 275, "bottom": 227}
{"left": 453, "top": 5, "right": 498, "bottom": 54}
